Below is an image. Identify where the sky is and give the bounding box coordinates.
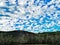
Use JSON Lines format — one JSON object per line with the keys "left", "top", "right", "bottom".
{"left": 0, "top": 0, "right": 60, "bottom": 33}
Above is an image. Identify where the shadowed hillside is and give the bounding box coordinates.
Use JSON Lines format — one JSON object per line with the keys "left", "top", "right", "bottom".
{"left": 0, "top": 31, "right": 60, "bottom": 45}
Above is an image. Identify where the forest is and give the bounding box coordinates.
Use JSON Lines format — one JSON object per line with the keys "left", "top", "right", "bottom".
{"left": 0, "top": 31, "right": 60, "bottom": 45}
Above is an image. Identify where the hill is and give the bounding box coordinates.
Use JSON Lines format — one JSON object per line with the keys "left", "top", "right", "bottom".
{"left": 0, "top": 31, "right": 60, "bottom": 45}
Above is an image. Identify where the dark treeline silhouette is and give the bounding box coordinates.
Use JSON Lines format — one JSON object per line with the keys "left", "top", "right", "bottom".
{"left": 0, "top": 31, "right": 60, "bottom": 45}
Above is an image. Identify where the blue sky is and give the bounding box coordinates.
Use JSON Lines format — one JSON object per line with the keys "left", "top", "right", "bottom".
{"left": 0, "top": 0, "right": 60, "bottom": 33}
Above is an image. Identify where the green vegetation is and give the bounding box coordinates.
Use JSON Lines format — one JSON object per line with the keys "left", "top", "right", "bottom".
{"left": 0, "top": 31, "right": 60, "bottom": 45}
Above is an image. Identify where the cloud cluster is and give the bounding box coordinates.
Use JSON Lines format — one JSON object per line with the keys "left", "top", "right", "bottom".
{"left": 0, "top": 0, "right": 60, "bottom": 33}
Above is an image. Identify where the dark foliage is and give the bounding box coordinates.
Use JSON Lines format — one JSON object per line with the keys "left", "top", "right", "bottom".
{"left": 0, "top": 31, "right": 60, "bottom": 45}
